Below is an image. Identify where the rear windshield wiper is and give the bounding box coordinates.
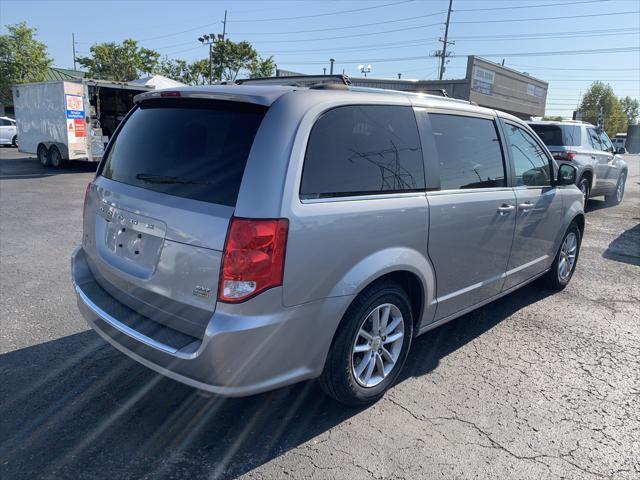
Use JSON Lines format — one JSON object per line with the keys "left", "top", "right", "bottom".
{"left": 135, "top": 173, "right": 207, "bottom": 185}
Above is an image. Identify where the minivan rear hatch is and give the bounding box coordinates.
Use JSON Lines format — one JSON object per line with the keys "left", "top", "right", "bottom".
{"left": 83, "top": 97, "right": 267, "bottom": 338}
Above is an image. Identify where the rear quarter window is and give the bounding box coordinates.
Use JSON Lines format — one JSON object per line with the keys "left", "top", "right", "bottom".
{"left": 300, "top": 105, "right": 425, "bottom": 199}
{"left": 100, "top": 99, "right": 266, "bottom": 206}
{"left": 530, "top": 124, "right": 581, "bottom": 147}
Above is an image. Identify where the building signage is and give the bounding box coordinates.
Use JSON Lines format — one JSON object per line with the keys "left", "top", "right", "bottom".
{"left": 472, "top": 66, "right": 495, "bottom": 96}
{"left": 65, "top": 94, "right": 85, "bottom": 119}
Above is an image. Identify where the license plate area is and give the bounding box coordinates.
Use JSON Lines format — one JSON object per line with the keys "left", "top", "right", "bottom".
{"left": 96, "top": 203, "right": 167, "bottom": 278}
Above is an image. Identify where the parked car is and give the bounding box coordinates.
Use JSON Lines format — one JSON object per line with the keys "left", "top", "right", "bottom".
{"left": 529, "top": 120, "right": 628, "bottom": 206}
{"left": 0, "top": 116, "right": 17, "bottom": 147}
{"left": 72, "top": 85, "right": 584, "bottom": 406}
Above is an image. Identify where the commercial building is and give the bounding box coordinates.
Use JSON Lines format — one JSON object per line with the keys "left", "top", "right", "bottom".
{"left": 273, "top": 56, "right": 548, "bottom": 120}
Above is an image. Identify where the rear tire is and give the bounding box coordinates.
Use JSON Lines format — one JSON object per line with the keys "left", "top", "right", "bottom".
{"left": 11, "top": 135, "right": 18, "bottom": 148}
{"left": 577, "top": 177, "right": 590, "bottom": 207}
{"left": 48, "top": 145, "right": 65, "bottom": 168}
{"left": 37, "top": 144, "right": 50, "bottom": 167}
{"left": 319, "top": 280, "right": 413, "bottom": 406}
{"left": 543, "top": 222, "right": 581, "bottom": 291}
{"left": 605, "top": 172, "right": 626, "bottom": 206}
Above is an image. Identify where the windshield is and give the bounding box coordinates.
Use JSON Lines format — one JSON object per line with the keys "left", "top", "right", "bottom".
{"left": 100, "top": 99, "right": 266, "bottom": 206}
{"left": 530, "top": 124, "right": 582, "bottom": 147}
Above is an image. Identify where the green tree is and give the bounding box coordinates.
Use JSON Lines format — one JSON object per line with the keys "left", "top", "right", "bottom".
{"left": 155, "top": 57, "right": 210, "bottom": 85}
{"left": 619, "top": 96, "right": 639, "bottom": 125}
{"left": 76, "top": 39, "right": 159, "bottom": 81}
{"left": 542, "top": 115, "right": 564, "bottom": 121}
{"left": 188, "top": 59, "right": 210, "bottom": 85}
{"left": 578, "top": 82, "right": 627, "bottom": 137}
{"left": 0, "top": 22, "right": 52, "bottom": 100}
{"left": 211, "top": 39, "right": 274, "bottom": 82}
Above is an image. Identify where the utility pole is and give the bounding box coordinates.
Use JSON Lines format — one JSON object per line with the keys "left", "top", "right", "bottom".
{"left": 72, "top": 33, "right": 77, "bottom": 71}
{"left": 198, "top": 10, "right": 227, "bottom": 85}
{"left": 438, "top": 0, "right": 454, "bottom": 80}
{"left": 219, "top": 9, "right": 227, "bottom": 82}
{"left": 330, "top": 58, "right": 335, "bottom": 75}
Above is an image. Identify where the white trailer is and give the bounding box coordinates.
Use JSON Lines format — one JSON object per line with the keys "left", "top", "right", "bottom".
{"left": 12, "top": 79, "right": 151, "bottom": 167}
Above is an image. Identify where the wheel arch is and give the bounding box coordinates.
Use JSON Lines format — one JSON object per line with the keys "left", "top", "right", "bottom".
{"left": 327, "top": 248, "right": 435, "bottom": 337}
{"left": 572, "top": 212, "right": 585, "bottom": 238}
{"left": 579, "top": 168, "right": 593, "bottom": 189}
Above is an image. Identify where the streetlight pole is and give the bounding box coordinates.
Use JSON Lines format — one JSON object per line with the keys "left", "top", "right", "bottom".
{"left": 358, "top": 64, "right": 372, "bottom": 77}
{"left": 198, "top": 35, "right": 216, "bottom": 85}
{"left": 198, "top": 11, "right": 227, "bottom": 85}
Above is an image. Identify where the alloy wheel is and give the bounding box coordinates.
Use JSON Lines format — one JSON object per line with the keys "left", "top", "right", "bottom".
{"left": 351, "top": 303, "right": 404, "bottom": 388}
{"left": 558, "top": 232, "right": 578, "bottom": 281}
{"left": 616, "top": 174, "right": 626, "bottom": 203}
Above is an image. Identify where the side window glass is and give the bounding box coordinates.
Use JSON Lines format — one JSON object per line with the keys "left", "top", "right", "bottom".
{"left": 599, "top": 132, "right": 613, "bottom": 152}
{"left": 300, "top": 105, "right": 425, "bottom": 199}
{"left": 429, "top": 114, "right": 506, "bottom": 190}
{"left": 587, "top": 128, "right": 602, "bottom": 150}
{"left": 0, "top": 119, "right": 9, "bottom": 126}
{"left": 506, "top": 124, "right": 552, "bottom": 187}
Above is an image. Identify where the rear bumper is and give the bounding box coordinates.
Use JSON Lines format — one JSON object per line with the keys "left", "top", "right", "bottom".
{"left": 72, "top": 247, "right": 352, "bottom": 396}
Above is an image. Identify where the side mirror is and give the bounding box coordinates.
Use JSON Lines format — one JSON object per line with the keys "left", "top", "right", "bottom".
{"left": 557, "top": 163, "right": 577, "bottom": 186}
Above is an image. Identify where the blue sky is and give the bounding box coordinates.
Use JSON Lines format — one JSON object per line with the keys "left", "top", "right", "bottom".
{"left": 1, "top": 0, "right": 639, "bottom": 117}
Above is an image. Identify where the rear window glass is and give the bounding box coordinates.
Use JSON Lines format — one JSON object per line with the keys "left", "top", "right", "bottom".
{"left": 300, "top": 105, "right": 425, "bottom": 199}
{"left": 530, "top": 124, "right": 581, "bottom": 147}
{"left": 100, "top": 100, "right": 266, "bottom": 206}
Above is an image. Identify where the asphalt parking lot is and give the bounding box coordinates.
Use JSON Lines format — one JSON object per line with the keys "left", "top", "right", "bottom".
{"left": 0, "top": 147, "right": 638, "bottom": 480}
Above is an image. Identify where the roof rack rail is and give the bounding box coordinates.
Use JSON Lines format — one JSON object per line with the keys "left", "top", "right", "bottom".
{"left": 236, "top": 74, "right": 351, "bottom": 87}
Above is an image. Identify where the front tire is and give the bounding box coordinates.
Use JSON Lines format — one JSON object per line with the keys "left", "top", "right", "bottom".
{"left": 543, "top": 222, "right": 581, "bottom": 291}
{"left": 11, "top": 135, "right": 17, "bottom": 148}
{"left": 605, "top": 172, "right": 626, "bottom": 206}
{"left": 319, "top": 281, "right": 413, "bottom": 406}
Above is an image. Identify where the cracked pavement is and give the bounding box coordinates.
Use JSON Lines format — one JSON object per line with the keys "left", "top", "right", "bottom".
{"left": 1, "top": 149, "right": 638, "bottom": 479}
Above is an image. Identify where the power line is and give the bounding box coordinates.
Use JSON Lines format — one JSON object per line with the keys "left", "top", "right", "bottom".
{"left": 259, "top": 28, "right": 638, "bottom": 56}
{"left": 509, "top": 64, "right": 640, "bottom": 72}
{"left": 453, "top": 30, "right": 639, "bottom": 42}
{"left": 453, "top": 9, "right": 638, "bottom": 24}
{"left": 277, "top": 46, "right": 640, "bottom": 65}
{"left": 455, "top": 0, "right": 603, "bottom": 12}
{"left": 244, "top": 21, "right": 444, "bottom": 44}
{"left": 228, "top": 10, "right": 446, "bottom": 36}
{"left": 227, "top": 0, "right": 415, "bottom": 23}
{"left": 153, "top": 27, "right": 638, "bottom": 56}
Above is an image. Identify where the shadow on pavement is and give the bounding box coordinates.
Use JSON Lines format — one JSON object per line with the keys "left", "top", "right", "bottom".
{"left": 602, "top": 223, "right": 640, "bottom": 266}
{"left": 584, "top": 198, "right": 611, "bottom": 213}
{"left": 0, "top": 284, "right": 551, "bottom": 480}
{"left": 0, "top": 155, "right": 97, "bottom": 179}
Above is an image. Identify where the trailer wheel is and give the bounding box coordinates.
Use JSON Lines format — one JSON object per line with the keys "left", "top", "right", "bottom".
{"left": 37, "top": 144, "right": 50, "bottom": 167}
{"left": 49, "top": 145, "right": 65, "bottom": 168}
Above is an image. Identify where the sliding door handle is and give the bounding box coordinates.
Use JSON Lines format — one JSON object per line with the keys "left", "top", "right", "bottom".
{"left": 497, "top": 204, "right": 515, "bottom": 215}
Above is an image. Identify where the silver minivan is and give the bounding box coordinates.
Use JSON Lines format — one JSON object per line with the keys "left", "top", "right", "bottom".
{"left": 72, "top": 85, "right": 584, "bottom": 405}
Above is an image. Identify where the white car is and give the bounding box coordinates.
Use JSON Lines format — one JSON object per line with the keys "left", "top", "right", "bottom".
{"left": 0, "top": 116, "right": 18, "bottom": 147}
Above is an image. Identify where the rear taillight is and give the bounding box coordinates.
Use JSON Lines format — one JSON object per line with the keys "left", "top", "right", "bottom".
{"left": 218, "top": 217, "right": 289, "bottom": 302}
{"left": 83, "top": 182, "right": 93, "bottom": 218}
{"left": 552, "top": 151, "right": 577, "bottom": 161}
